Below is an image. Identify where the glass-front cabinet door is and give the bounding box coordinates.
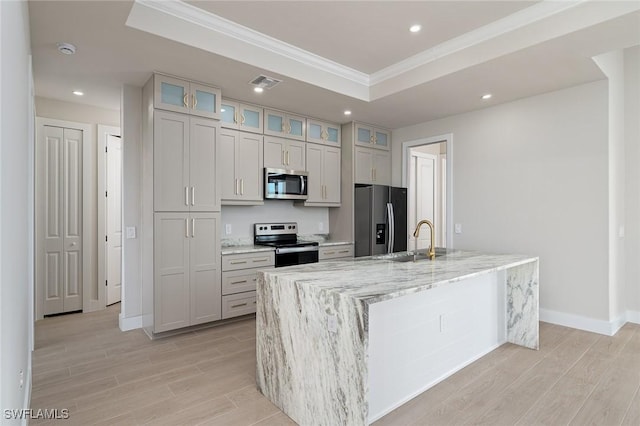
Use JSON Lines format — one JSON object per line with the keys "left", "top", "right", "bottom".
{"left": 238, "top": 104, "right": 263, "bottom": 133}
{"left": 221, "top": 101, "right": 239, "bottom": 129}
{"left": 355, "top": 124, "right": 373, "bottom": 146}
{"left": 190, "top": 82, "right": 221, "bottom": 120}
{"left": 154, "top": 75, "right": 221, "bottom": 119}
{"left": 374, "top": 129, "right": 390, "bottom": 149}
{"left": 264, "top": 109, "right": 305, "bottom": 141}
{"left": 155, "top": 75, "right": 190, "bottom": 115}
{"left": 307, "top": 119, "right": 341, "bottom": 146}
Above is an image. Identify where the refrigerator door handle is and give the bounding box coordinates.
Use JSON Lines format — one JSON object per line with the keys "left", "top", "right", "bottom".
{"left": 390, "top": 203, "right": 395, "bottom": 253}
{"left": 386, "top": 203, "right": 395, "bottom": 254}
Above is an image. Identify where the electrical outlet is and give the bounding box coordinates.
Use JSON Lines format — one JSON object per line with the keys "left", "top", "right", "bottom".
{"left": 319, "top": 222, "right": 324, "bottom": 232}
{"left": 125, "top": 226, "right": 136, "bottom": 239}
{"left": 454, "top": 223, "right": 462, "bottom": 234}
{"left": 327, "top": 314, "right": 338, "bottom": 333}
{"left": 225, "top": 224, "right": 232, "bottom": 235}
{"left": 18, "top": 369, "right": 24, "bottom": 390}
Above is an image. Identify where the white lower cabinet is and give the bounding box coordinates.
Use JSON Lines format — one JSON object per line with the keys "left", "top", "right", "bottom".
{"left": 319, "top": 244, "right": 354, "bottom": 261}
{"left": 154, "top": 212, "right": 221, "bottom": 332}
{"left": 221, "top": 251, "right": 275, "bottom": 319}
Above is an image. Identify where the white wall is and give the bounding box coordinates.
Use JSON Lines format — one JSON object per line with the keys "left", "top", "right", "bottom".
{"left": 34, "top": 97, "right": 119, "bottom": 317}
{"left": 120, "top": 85, "right": 142, "bottom": 330}
{"left": 392, "top": 81, "right": 610, "bottom": 324}
{"left": 1, "top": 1, "right": 33, "bottom": 421}
{"left": 222, "top": 202, "right": 329, "bottom": 239}
{"left": 624, "top": 46, "right": 640, "bottom": 320}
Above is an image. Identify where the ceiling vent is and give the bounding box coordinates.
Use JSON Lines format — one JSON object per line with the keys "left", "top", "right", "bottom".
{"left": 249, "top": 75, "right": 282, "bottom": 90}
{"left": 57, "top": 42, "right": 76, "bottom": 55}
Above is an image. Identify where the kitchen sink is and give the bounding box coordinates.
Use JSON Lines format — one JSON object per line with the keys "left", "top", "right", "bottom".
{"left": 379, "top": 248, "right": 448, "bottom": 262}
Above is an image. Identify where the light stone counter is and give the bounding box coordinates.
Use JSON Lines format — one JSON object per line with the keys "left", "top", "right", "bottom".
{"left": 220, "top": 245, "right": 274, "bottom": 255}
{"left": 256, "top": 249, "right": 539, "bottom": 425}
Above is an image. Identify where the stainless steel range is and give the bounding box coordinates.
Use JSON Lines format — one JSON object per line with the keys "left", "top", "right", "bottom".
{"left": 254, "top": 223, "right": 319, "bottom": 267}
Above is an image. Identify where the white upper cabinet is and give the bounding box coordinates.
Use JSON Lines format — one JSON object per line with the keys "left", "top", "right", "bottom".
{"left": 154, "top": 74, "right": 221, "bottom": 120}
{"left": 154, "top": 110, "right": 220, "bottom": 212}
{"left": 264, "top": 136, "right": 305, "bottom": 171}
{"left": 306, "top": 119, "right": 341, "bottom": 146}
{"left": 221, "top": 99, "right": 263, "bottom": 134}
{"left": 355, "top": 146, "right": 391, "bottom": 185}
{"left": 220, "top": 129, "right": 264, "bottom": 205}
{"left": 264, "top": 109, "right": 306, "bottom": 141}
{"left": 305, "top": 144, "right": 341, "bottom": 206}
{"left": 355, "top": 123, "right": 391, "bottom": 151}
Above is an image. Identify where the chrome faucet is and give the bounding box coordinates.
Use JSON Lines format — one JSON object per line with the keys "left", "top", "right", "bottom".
{"left": 413, "top": 219, "right": 436, "bottom": 260}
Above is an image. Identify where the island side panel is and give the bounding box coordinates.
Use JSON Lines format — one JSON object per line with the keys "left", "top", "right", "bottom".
{"left": 506, "top": 259, "right": 539, "bottom": 349}
{"left": 256, "top": 272, "right": 369, "bottom": 426}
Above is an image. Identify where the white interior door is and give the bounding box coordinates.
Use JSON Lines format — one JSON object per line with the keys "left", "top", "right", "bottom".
{"left": 412, "top": 152, "right": 436, "bottom": 250}
{"left": 40, "top": 125, "right": 83, "bottom": 315}
{"left": 106, "top": 135, "right": 122, "bottom": 305}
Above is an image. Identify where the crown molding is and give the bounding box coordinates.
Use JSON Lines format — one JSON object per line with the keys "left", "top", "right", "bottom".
{"left": 135, "top": 0, "right": 370, "bottom": 87}
{"left": 370, "top": 0, "right": 587, "bottom": 85}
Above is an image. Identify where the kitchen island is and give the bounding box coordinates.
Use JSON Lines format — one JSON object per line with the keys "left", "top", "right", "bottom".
{"left": 256, "top": 250, "right": 539, "bottom": 425}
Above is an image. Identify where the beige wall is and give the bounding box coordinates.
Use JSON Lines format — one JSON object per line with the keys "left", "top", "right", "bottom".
{"left": 35, "top": 96, "right": 120, "bottom": 317}
{"left": 392, "top": 81, "right": 611, "bottom": 324}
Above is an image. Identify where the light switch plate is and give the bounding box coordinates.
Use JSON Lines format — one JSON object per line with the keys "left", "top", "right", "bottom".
{"left": 225, "top": 224, "right": 232, "bottom": 235}
{"left": 125, "top": 227, "right": 136, "bottom": 239}
{"left": 454, "top": 223, "right": 462, "bottom": 234}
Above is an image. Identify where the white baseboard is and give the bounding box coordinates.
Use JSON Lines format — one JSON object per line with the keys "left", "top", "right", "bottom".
{"left": 22, "top": 365, "right": 32, "bottom": 426}
{"left": 627, "top": 310, "right": 640, "bottom": 324}
{"left": 540, "top": 308, "right": 625, "bottom": 336}
{"left": 119, "top": 313, "right": 142, "bottom": 331}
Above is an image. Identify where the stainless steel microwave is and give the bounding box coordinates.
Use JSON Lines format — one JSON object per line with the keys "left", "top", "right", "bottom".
{"left": 264, "top": 168, "right": 308, "bottom": 200}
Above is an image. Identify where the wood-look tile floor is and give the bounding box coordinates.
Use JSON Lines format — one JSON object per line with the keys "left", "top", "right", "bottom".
{"left": 31, "top": 304, "right": 639, "bottom": 425}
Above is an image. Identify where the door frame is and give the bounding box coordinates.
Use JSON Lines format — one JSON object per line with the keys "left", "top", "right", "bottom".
{"left": 35, "top": 117, "right": 94, "bottom": 319}
{"left": 408, "top": 150, "right": 439, "bottom": 250}
{"left": 401, "top": 133, "right": 454, "bottom": 249}
{"left": 97, "top": 125, "right": 121, "bottom": 307}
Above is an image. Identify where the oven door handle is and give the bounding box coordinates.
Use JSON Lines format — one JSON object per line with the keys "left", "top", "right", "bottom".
{"left": 275, "top": 246, "right": 319, "bottom": 254}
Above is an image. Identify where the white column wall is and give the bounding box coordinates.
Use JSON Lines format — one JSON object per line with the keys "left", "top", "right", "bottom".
{"left": 120, "top": 85, "right": 143, "bottom": 330}
{"left": 624, "top": 46, "right": 640, "bottom": 321}
{"left": 1, "top": 1, "right": 32, "bottom": 421}
{"left": 392, "top": 81, "right": 610, "bottom": 325}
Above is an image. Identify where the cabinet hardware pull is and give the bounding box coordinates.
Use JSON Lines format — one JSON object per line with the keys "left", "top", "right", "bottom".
{"left": 235, "top": 178, "right": 238, "bottom": 195}
{"left": 338, "top": 250, "right": 349, "bottom": 254}
{"left": 253, "top": 301, "right": 257, "bottom": 305}
{"left": 325, "top": 251, "right": 335, "bottom": 255}
{"left": 191, "top": 187, "right": 195, "bottom": 206}
{"left": 185, "top": 219, "right": 189, "bottom": 238}
{"left": 252, "top": 258, "right": 268, "bottom": 263}
{"left": 240, "top": 114, "right": 246, "bottom": 125}
{"left": 192, "top": 94, "right": 197, "bottom": 109}
{"left": 286, "top": 151, "right": 290, "bottom": 165}
{"left": 234, "top": 112, "right": 239, "bottom": 124}
{"left": 230, "top": 260, "right": 248, "bottom": 264}
{"left": 230, "top": 280, "right": 248, "bottom": 285}
{"left": 370, "top": 135, "right": 374, "bottom": 143}
{"left": 191, "top": 218, "right": 195, "bottom": 237}
{"left": 240, "top": 179, "right": 244, "bottom": 195}
{"left": 183, "top": 94, "right": 189, "bottom": 108}
{"left": 185, "top": 187, "right": 189, "bottom": 206}
{"left": 282, "top": 150, "right": 285, "bottom": 165}
{"left": 231, "top": 303, "right": 248, "bottom": 308}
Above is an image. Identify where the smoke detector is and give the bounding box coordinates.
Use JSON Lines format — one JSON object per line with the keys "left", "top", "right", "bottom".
{"left": 249, "top": 75, "right": 281, "bottom": 90}
{"left": 57, "top": 42, "right": 76, "bottom": 55}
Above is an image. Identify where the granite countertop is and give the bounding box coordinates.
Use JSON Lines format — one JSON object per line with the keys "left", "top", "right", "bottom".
{"left": 317, "top": 240, "right": 353, "bottom": 247}
{"left": 221, "top": 245, "right": 275, "bottom": 255}
{"left": 261, "top": 249, "right": 537, "bottom": 304}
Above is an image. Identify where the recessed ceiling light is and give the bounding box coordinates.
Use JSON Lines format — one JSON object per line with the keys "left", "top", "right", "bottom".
{"left": 57, "top": 42, "right": 76, "bottom": 55}
{"left": 221, "top": 108, "right": 226, "bottom": 112}
{"left": 344, "top": 110, "right": 352, "bottom": 116}
{"left": 254, "top": 87, "right": 264, "bottom": 93}
{"left": 481, "top": 94, "right": 492, "bottom": 100}
{"left": 409, "top": 24, "right": 422, "bottom": 33}
{"left": 72, "top": 90, "right": 84, "bottom": 96}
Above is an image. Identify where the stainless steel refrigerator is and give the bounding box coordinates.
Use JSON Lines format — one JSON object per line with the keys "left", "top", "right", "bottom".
{"left": 354, "top": 184, "right": 407, "bottom": 257}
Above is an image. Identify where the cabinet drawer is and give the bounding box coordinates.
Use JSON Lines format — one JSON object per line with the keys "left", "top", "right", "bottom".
{"left": 222, "top": 251, "right": 275, "bottom": 271}
{"left": 222, "top": 267, "right": 273, "bottom": 295}
{"left": 319, "top": 245, "right": 354, "bottom": 261}
{"left": 222, "top": 292, "right": 257, "bottom": 319}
